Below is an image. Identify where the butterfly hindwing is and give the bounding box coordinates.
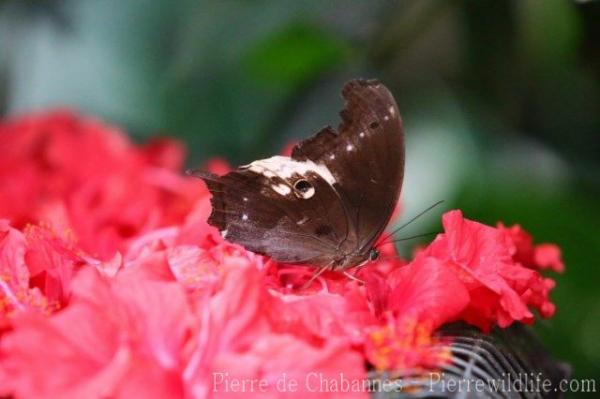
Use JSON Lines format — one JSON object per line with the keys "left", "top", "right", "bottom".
{"left": 192, "top": 160, "right": 349, "bottom": 265}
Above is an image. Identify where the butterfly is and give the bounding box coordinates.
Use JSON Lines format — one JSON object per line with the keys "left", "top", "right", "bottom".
{"left": 190, "top": 79, "right": 404, "bottom": 273}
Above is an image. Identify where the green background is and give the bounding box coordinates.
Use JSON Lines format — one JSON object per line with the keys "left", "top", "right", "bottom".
{"left": 1, "top": 0, "right": 598, "bottom": 392}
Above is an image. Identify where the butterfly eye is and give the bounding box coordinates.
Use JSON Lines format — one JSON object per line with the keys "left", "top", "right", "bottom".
{"left": 369, "top": 121, "right": 380, "bottom": 129}
{"left": 369, "top": 248, "right": 379, "bottom": 261}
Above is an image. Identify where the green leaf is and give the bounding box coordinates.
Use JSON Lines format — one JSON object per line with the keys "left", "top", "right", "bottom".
{"left": 242, "top": 22, "right": 352, "bottom": 90}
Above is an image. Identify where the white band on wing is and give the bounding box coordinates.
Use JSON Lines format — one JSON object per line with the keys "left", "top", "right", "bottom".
{"left": 243, "top": 155, "right": 336, "bottom": 185}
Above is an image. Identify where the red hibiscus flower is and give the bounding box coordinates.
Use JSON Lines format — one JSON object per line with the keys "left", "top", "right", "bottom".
{"left": 422, "top": 210, "right": 559, "bottom": 331}
{"left": 186, "top": 264, "right": 367, "bottom": 398}
{"left": 363, "top": 255, "right": 469, "bottom": 370}
{"left": 0, "top": 110, "right": 566, "bottom": 397}
{"left": 0, "top": 111, "right": 208, "bottom": 260}
{"left": 0, "top": 266, "right": 194, "bottom": 398}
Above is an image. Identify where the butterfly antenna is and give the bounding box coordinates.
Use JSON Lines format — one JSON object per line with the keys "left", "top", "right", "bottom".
{"left": 377, "top": 255, "right": 406, "bottom": 263}
{"left": 379, "top": 231, "right": 439, "bottom": 246}
{"left": 377, "top": 200, "right": 444, "bottom": 245}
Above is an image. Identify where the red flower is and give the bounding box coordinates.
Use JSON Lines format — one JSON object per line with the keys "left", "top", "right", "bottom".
{"left": 365, "top": 318, "right": 449, "bottom": 372}
{"left": 363, "top": 255, "right": 469, "bottom": 370}
{"left": 268, "top": 284, "right": 376, "bottom": 346}
{"left": 0, "top": 221, "right": 49, "bottom": 326}
{"left": 386, "top": 256, "right": 469, "bottom": 329}
{"left": 184, "top": 264, "right": 366, "bottom": 398}
{"left": 0, "top": 267, "right": 194, "bottom": 398}
{"left": 0, "top": 110, "right": 566, "bottom": 396}
{"left": 423, "top": 210, "right": 558, "bottom": 331}
{"left": 24, "top": 223, "right": 93, "bottom": 305}
{"left": 497, "top": 223, "right": 565, "bottom": 273}
{"left": 209, "top": 334, "right": 366, "bottom": 398}
{"left": 0, "top": 220, "right": 89, "bottom": 324}
{"left": 0, "top": 111, "right": 207, "bottom": 260}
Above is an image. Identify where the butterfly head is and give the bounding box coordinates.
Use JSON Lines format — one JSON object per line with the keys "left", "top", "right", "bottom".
{"left": 332, "top": 247, "right": 380, "bottom": 270}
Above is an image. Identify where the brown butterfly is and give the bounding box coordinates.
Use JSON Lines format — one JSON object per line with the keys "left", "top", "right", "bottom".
{"left": 190, "top": 79, "right": 404, "bottom": 276}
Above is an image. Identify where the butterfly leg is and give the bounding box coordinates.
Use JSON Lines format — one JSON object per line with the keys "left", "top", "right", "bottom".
{"left": 300, "top": 262, "right": 335, "bottom": 291}
{"left": 342, "top": 270, "right": 365, "bottom": 285}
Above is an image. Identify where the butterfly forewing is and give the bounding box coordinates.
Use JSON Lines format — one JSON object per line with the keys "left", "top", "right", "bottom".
{"left": 193, "top": 163, "right": 349, "bottom": 265}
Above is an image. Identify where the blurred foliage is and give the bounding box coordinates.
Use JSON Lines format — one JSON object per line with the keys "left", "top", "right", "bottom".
{"left": 1, "top": 0, "right": 599, "bottom": 392}
{"left": 243, "top": 22, "right": 352, "bottom": 89}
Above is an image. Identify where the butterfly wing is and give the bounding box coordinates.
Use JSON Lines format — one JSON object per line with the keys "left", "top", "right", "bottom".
{"left": 292, "top": 79, "right": 405, "bottom": 252}
{"left": 193, "top": 79, "right": 404, "bottom": 268}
